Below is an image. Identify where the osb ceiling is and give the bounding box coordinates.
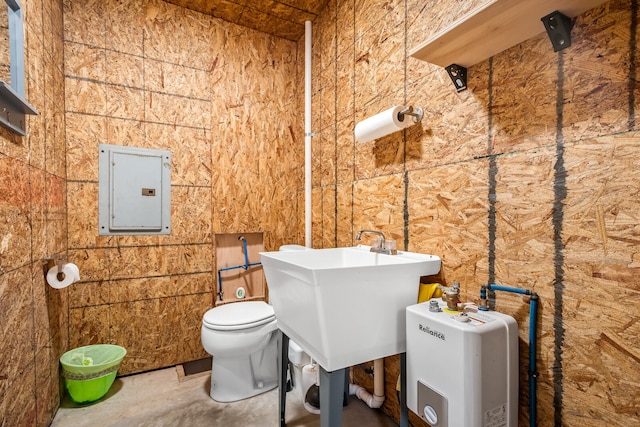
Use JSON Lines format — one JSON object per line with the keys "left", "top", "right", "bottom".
{"left": 165, "top": 0, "right": 329, "bottom": 41}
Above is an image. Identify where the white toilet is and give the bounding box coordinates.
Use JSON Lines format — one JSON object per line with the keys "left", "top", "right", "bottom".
{"left": 201, "top": 244, "right": 313, "bottom": 403}
{"left": 201, "top": 301, "right": 279, "bottom": 402}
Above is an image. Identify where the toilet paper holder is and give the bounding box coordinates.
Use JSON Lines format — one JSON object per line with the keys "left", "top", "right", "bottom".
{"left": 398, "top": 106, "right": 424, "bottom": 123}
{"left": 42, "top": 254, "right": 66, "bottom": 280}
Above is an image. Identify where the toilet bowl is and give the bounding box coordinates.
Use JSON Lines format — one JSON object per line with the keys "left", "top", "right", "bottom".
{"left": 201, "top": 301, "right": 279, "bottom": 402}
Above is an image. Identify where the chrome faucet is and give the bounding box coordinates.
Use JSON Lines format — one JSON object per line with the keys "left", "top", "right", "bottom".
{"left": 355, "top": 230, "right": 393, "bottom": 254}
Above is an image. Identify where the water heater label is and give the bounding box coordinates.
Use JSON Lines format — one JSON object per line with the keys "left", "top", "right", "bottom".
{"left": 466, "top": 311, "right": 498, "bottom": 326}
{"left": 484, "top": 403, "right": 507, "bottom": 427}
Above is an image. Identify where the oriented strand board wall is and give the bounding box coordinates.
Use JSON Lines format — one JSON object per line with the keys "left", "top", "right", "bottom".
{"left": 63, "top": 0, "right": 301, "bottom": 375}
{"left": 0, "top": 0, "right": 68, "bottom": 425}
{"left": 309, "top": 0, "right": 640, "bottom": 425}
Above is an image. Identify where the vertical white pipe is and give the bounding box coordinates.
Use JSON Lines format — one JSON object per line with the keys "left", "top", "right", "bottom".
{"left": 304, "top": 21, "right": 312, "bottom": 248}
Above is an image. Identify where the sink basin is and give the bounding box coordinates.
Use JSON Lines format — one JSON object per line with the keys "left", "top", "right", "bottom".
{"left": 260, "top": 245, "right": 441, "bottom": 371}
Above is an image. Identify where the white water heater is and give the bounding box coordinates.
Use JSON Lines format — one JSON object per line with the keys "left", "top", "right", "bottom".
{"left": 406, "top": 299, "right": 518, "bottom": 427}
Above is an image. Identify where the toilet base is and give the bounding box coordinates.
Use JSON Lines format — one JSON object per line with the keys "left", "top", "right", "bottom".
{"left": 209, "top": 330, "right": 278, "bottom": 402}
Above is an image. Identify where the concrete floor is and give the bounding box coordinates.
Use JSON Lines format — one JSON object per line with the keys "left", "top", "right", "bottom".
{"left": 51, "top": 366, "right": 398, "bottom": 427}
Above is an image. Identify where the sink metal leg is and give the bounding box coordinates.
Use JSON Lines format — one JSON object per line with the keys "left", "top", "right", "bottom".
{"left": 400, "top": 352, "right": 408, "bottom": 427}
{"left": 278, "top": 331, "right": 289, "bottom": 427}
{"left": 343, "top": 366, "right": 350, "bottom": 407}
{"left": 319, "top": 366, "right": 345, "bottom": 427}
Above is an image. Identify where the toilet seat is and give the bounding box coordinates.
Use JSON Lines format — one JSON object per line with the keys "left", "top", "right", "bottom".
{"left": 203, "top": 301, "right": 275, "bottom": 331}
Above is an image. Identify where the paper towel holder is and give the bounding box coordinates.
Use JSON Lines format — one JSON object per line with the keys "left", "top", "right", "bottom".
{"left": 398, "top": 106, "right": 423, "bottom": 123}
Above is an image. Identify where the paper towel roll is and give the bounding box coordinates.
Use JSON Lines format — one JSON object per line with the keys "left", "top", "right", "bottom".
{"left": 354, "top": 106, "right": 413, "bottom": 143}
{"left": 46, "top": 263, "right": 80, "bottom": 289}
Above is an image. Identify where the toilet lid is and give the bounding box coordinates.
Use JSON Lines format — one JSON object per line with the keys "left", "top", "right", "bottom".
{"left": 203, "top": 301, "right": 275, "bottom": 331}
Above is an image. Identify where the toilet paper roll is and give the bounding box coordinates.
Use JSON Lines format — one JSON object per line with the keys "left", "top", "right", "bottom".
{"left": 235, "top": 287, "right": 246, "bottom": 299}
{"left": 46, "top": 263, "right": 80, "bottom": 289}
{"left": 66, "top": 263, "right": 81, "bottom": 282}
{"left": 354, "top": 106, "right": 413, "bottom": 143}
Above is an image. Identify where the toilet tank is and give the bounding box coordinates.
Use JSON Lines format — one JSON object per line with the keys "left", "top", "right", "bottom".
{"left": 406, "top": 299, "right": 518, "bottom": 427}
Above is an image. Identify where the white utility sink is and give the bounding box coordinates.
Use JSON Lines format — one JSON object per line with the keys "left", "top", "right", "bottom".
{"left": 260, "top": 245, "right": 441, "bottom": 371}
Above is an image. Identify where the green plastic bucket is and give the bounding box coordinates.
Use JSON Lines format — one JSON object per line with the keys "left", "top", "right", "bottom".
{"left": 60, "top": 344, "right": 127, "bottom": 403}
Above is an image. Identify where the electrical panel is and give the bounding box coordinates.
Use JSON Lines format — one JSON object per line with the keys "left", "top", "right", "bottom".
{"left": 98, "top": 144, "right": 171, "bottom": 235}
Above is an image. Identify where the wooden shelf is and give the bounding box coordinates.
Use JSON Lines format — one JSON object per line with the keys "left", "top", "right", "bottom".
{"left": 409, "top": 0, "right": 609, "bottom": 68}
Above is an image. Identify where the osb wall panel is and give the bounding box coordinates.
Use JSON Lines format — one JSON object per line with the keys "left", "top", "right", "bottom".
{"left": 408, "top": 161, "right": 490, "bottom": 290}
{"left": 0, "top": 8, "right": 10, "bottom": 84}
{"left": 309, "top": 0, "right": 639, "bottom": 425}
{"left": 493, "top": 148, "right": 558, "bottom": 421}
{"left": 336, "top": 50, "right": 355, "bottom": 122}
{"left": 67, "top": 115, "right": 211, "bottom": 187}
{"left": 336, "top": 0, "right": 354, "bottom": 58}
{"left": 0, "top": 155, "right": 32, "bottom": 271}
{"left": 561, "top": 134, "right": 640, "bottom": 424}
{"left": 145, "top": 58, "right": 211, "bottom": 99}
{"left": 336, "top": 182, "right": 354, "bottom": 247}
{"left": 1, "top": 267, "right": 35, "bottom": 400}
{"left": 66, "top": 182, "right": 211, "bottom": 249}
{"left": 319, "top": 124, "right": 336, "bottom": 186}
{"left": 105, "top": 51, "right": 144, "bottom": 88}
{"left": 109, "top": 294, "right": 209, "bottom": 374}
{"left": 64, "top": 0, "right": 301, "bottom": 377}
{"left": 405, "top": 63, "right": 489, "bottom": 170}
{"left": 210, "top": 21, "right": 300, "bottom": 243}
{"left": 337, "top": 116, "right": 355, "bottom": 183}
{"left": 322, "top": 185, "right": 337, "bottom": 247}
{"left": 145, "top": 123, "right": 211, "bottom": 186}
{"left": 212, "top": 101, "right": 299, "bottom": 236}
{"left": 311, "top": 187, "right": 323, "bottom": 247}
{"left": 354, "top": 18, "right": 405, "bottom": 124}
{"left": 354, "top": 0, "right": 403, "bottom": 39}
{"left": 316, "top": 0, "right": 336, "bottom": 70}
{"left": 490, "top": 34, "right": 558, "bottom": 155}
{"left": 563, "top": 2, "right": 632, "bottom": 141}
{"left": 30, "top": 169, "right": 48, "bottom": 260}
{"left": 1, "top": 0, "right": 68, "bottom": 425}
{"left": 353, "top": 174, "right": 405, "bottom": 244}
{"left": 144, "top": 1, "right": 213, "bottom": 69}
{"left": 493, "top": 148, "right": 556, "bottom": 293}
{"left": 319, "top": 63, "right": 337, "bottom": 133}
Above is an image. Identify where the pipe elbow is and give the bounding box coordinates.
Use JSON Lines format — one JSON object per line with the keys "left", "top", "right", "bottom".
{"left": 349, "top": 383, "right": 385, "bottom": 408}
{"left": 368, "top": 393, "right": 385, "bottom": 408}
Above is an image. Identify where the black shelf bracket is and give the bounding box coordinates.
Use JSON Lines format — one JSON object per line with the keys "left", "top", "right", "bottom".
{"left": 445, "top": 64, "right": 467, "bottom": 92}
{"left": 541, "top": 10, "right": 573, "bottom": 52}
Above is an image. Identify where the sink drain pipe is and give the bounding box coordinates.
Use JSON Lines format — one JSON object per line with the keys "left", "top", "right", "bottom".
{"left": 479, "top": 284, "right": 539, "bottom": 427}
{"left": 349, "top": 358, "right": 385, "bottom": 408}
